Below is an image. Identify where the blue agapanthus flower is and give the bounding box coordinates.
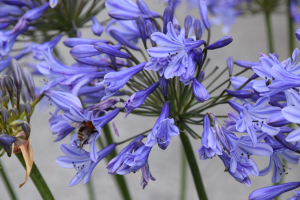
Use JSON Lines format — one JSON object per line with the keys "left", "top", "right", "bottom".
{"left": 145, "top": 102, "right": 179, "bottom": 150}
{"left": 147, "top": 22, "right": 204, "bottom": 79}
{"left": 198, "top": 115, "right": 222, "bottom": 160}
{"left": 228, "top": 96, "right": 281, "bottom": 145}
{"left": 224, "top": 131, "right": 273, "bottom": 177}
{"left": 218, "top": 151, "right": 252, "bottom": 186}
{"left": 116, "top": 144, "right": 152, "bottom": 174}
{"left": 62, "top": 106, "right": 120, "bottom": 162}
{"left": 107, "top": 135, "right": 144, "bottom": 174}
{"left": 56, "top": 143, "right": 115, "bottom": 186}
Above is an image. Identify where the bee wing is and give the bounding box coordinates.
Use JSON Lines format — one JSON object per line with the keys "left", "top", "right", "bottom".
{"left": 82, "top": 129, "right": 94, "bottom": 137}
{"left": 69, "top": 121, "right": 85, "bottom": 129}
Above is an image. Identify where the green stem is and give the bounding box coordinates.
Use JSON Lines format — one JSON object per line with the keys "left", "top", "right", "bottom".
{"left": 288, "top": 0, "right": 294, "bottom": 57}
{"left": 87, "top": 178, "right": 95, "bottom": 200}
{"left": 0, "top": 161, "right": 17, "bottom": 200}
{"left": 180, "top": 147, "right": 187, "bottom": 200}
{"left": 15, "top": 154, "right": 54, "bottom": 200}
{"left": 178, "top": 123, "right": 207, "bottom": 200}
{"left": 101, "top": 124, "right": 131, "bottom": 200}
{"left": 264, "top": 11, "right": 274, "bottom": 53}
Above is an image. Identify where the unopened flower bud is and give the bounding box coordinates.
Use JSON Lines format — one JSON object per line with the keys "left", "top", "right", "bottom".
{"left": 1, "top": 107, "right": 9, "bottom": 124}
{"left": 11, "top": 108, "right": 19, "bottom": 120}
{"left": 94, "top": 42, "right": 130, "bottom": 58}
{"left": 137, "top": 16, "right": 147, "bottom": 44}
{"left": 159, "top": 76, "right": 168, "bottom": 98}
{"left": 22, "top": 121, "right": 31, "bottom": 136}
{"left": 11, "top": 59, "right": 22, "bottom": 92}
{"left": 163, "top": 7, "right": 172, "bottom": 34}
{"left": 198, "top": 70, "right": 205, "bottom": 82}
{"left": 192, "top": 78, "right": 209, "bottom": 102}
{"left": 146, "top": 22, "right": 156, "bottom": 46}
{"left": 13, "top": 97, "right": 17, "bottom": 106}
{"left": 21, "top": 88, "right": 31, "bottom": 103}
{"left": 194, "top": 19, "right": 202, "bottom": 40}
{"left": 3, "top": 76, "right": 15, "bottom": 99}
{"left": 206, "top": 36, "right": 233, "bottom": 50}
{"left": 193, "top": 48, "right": 203, "bottom": 66}
{"left": 198, "top": 0, "right": 210, "bottom": 29}
{"left": 184, "top": 15, "right": 193, "bottom": 38}
{"left": 2, "top": 95, "right": 9, "bottom": 107}
{"left": 235, "top": 60, "right": 259, "bottom": 68}
{"left": 91, "top": 16, "right": 103, "bottom": 36}
{"left": 19, "top": 104, "right": 25, "bottom": 115}
{"left": 226, "top": 56, "right": 234, "bottom": 76}
{"left": 2, "top": 0, "right": 28, "bottom": 6}
{"left": 70, "top": 44, "right": 100, "bottom": 58}
{"left": 9, "top": 119, "right": 25, "bottom": 128}
{"left": 226, "top": 89, "right": 254, "bottom": 98}
{"left": 109, "top": 30, "right": 139, "bottom": 50}
{"left": 24, "top": 102, "right": 32, "bottom": 122}
{"left": 137, "top": 0, "right": 151, "bottom": 15}
{"left": 168, "top": 0, "right": 176, "bottom": 20}
{"left": 1, "top": 78, "right": 7, "bottom": 97}
{"left": 22, "top": 68, "right": 35, "bottom": 100}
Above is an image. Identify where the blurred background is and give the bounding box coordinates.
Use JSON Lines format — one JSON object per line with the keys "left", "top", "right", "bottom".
{"left": 1, "top": 0, "right": 300, "bottom": 199}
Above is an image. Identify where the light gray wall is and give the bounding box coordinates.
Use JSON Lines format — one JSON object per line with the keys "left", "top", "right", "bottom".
{"left": 1, "top": 1, "right": 300, "bottom": 200}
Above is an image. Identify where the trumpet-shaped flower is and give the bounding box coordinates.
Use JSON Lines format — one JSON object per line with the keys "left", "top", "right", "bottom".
{"left": 218, "top": 151, "right": 251, "bottom": 186}
{"left": 145, "top": 102, "right": 179, "bottom": 150}
{"left": 225, "top": 132, "right": 273, "bottom": 176}
{"left": 198, "top": 115, "right": 222, "bottom": 160}
{"left": 228, "top": 96, "right": 281, "bottom": 145}
{"left": 107, "top": 135, "right": 144, "bottom": 174}
{"left": 147, "top": 22, "right": 204, "bottom": 79}
{"left": 117, "top": 144, "right": 152, "bottom": 174}
{"left": 63, "top": 106, "right": 120, "bottom": 162}
{"left": 56, "top": 143, "right": 115, "bottom": 186}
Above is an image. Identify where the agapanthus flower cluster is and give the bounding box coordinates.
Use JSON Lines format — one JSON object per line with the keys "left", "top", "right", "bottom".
{"left": 0, "top": 58, "right": 37, "bottom": 187}
{"left": 26, "top": 0, "right": 235, "bottom": 188}
{"left": 198, "top": 28, "right": 300, "bottom": 199}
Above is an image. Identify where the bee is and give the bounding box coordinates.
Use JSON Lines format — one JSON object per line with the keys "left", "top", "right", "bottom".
{"left": 70, "top": 121, "right": 97, "bottom": 146}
